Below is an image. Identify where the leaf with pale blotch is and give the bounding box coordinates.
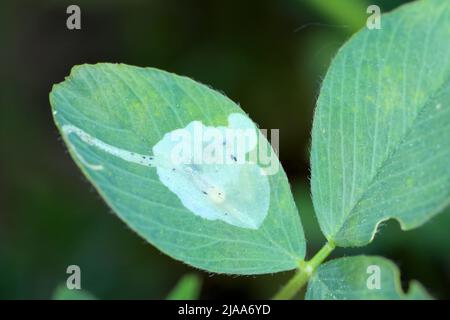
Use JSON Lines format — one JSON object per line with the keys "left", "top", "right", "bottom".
{"left": 306, "top": 256, "right": 432, "bottom": 300}
{"left": 50, "top": 63, "right": 305, "bottom": 274}
{"left": 310, "top": 0, "right": 450, "bottom": 247}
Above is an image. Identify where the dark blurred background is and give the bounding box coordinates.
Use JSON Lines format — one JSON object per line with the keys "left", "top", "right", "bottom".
{"left": 1, "top": 0, "right": 449, "bottom": 299}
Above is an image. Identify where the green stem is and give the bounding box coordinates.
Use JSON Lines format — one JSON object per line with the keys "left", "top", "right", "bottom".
{"left": 272, "top": 241, "right": 335, "bottom": 300}
{"left": 272, "top": 265, "right": 310, "bottom": 300}
{"left": 307, "top": 240, "right": 335, "bottom": 270}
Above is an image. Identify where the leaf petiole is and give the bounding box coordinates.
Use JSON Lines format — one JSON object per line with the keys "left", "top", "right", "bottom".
{"left": 272, "top": 241, "right": 335, "bottom": 300}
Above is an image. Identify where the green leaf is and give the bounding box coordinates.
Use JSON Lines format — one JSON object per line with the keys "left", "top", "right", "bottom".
{"left": 310, "top": 0, "right": 450, "bottom": 246}
{"left": 52, "top": 284, "right": 97, "bottom": 300}
{"left": 166, "top": 273, "right": 202, "bottom": 300}
{"left": 306, "top": 256, "right": 432, "bottom": 300}
{"left": 49, "top": 63, "right": 305, "bottom": 274}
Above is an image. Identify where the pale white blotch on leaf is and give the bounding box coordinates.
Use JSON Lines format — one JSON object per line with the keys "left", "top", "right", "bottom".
{"left": 153, "top": 113, "right": 270, "bottom": 230}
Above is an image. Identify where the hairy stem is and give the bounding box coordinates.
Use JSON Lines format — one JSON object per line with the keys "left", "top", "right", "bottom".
{"left": 272, "top": 241, "right": 335, "bottom": 300}
{"left": 307, "top": 240, "right": 335, "bottom": 270}
{"left": 272, "top": 265, "right": 310, "bottom": 300}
